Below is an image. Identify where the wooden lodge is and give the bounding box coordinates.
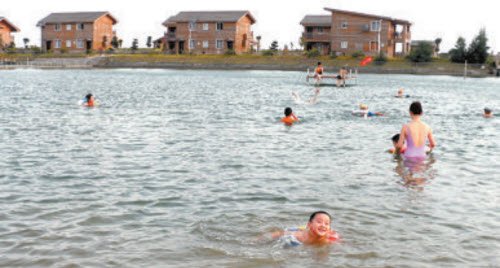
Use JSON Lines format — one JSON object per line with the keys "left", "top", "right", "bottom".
{"left": 37, "top": 11, "right": 118, "bottom": 53}
{"left": 162, "top": 11, "right": 256, "bottom": 54}
{"left": 301, "top": 8, "right": 412, "bottom": 57}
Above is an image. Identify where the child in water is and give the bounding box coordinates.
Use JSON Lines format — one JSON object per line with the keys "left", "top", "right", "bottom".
{"left": 389, "top": 134, "right": 406, "bottom": 155}
{"left": 395, "top": 88, "right": 410, "bottom": 98}
{"left": 314, "top": 62, "right": 324, "bottom": 82}
{"left": 281, "top": 107, "right": 299, "bottom": 125}
{"left": 269, "top": 211, "right": 339, "bottom": 246}
{"left": 82, "top": 93, "right": 95, "bottom": 107}
{"left": 484, "top": 108, "right": 493, "bottom": 118}
{"left": 352, "top": 104, "right": 383, "bottom": 118}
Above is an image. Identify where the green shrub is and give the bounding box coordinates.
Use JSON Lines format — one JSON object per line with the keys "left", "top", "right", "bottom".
{"left": 408, "top": 42, "right": 433, "bottom": 62}
{"left": 374, "top": 52, "right": 387, "bottom": 65}
{"left": 330, "top": 51, "right": 338, "bottom": 59}
{"left": 305, "top": 48, "right": 320, "bottom": 58}
{"left": 351, "top": 50, "right": 365, "bottom": 58}
{"left": 262, "top": 50, "right": 274, "bottom": 56}
{"left": 224, "top": 49, "right": 236, "bottom": 56}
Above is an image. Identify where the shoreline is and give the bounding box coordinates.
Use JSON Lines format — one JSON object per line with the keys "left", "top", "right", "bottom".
{"left": 1, "top": 54, "right": 496, "bottom": 78}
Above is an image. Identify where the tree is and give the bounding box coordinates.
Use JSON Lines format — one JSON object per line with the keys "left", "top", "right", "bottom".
{"left": 290, "top": 42, "right": 294, "bottom": 50}
{"left": 23, "top": 38, "right": 30, "bottom": 49}
{"left": 434, "top": 38, "right": 442, "bottom": 54}
{"left": 256, "top": 35, "right": 261, "bottom": 52}
{"left": 146, "top": 36, "right": 152, "bottom": 48}
{"left": 449, "top": 37, "right": 467, "bottom": 63}
{"left": 466, "top": 28, "right": 489, "bottom": 64}
{"left": 118, "top": 39, "right": 123, "bottom": 48}
{"left": 408, "top": 42, "right": 434, "bottom": 62}
{"left": 111, "top": 36, "right": 119, "bottom": 49}
{"left": 131, "top": 38, "right": 139, "bottom": 52}
{"left": 269, "top": 40, "right": 278, "bottom": 51}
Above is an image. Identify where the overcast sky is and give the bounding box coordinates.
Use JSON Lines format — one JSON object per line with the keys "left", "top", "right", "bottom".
{"left": 1, "top": 0, "right": 498, "bottom": 53}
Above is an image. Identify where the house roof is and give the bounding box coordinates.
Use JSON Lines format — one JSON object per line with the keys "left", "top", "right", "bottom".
{"left": 163, "top": 11, "right": 256, "bottom": 26}
{"left": 0, "top": 17, "right": 20, "bottom": 32}
{"left": 324, "top": 8, "right": 411, "bottom": 25}
{"left": 37, "top": 12, "right": 118, "bottom": 26}
{"left": 300, "top": 15, "right": 331, "bottom": 26}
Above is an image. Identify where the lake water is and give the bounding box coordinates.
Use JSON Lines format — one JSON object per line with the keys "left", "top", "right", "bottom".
{"left": 0, "top": 69, "right": 499, "bottom": 267}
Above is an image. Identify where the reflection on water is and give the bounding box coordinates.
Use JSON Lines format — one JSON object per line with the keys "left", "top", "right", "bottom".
{"left": 0, "top": 69, "right": 499, "bottom": 267}
{"left": 394, "top": 155, "right": 437, "bottom": 189}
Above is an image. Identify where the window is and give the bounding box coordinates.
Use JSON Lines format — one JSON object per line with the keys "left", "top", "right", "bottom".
{"left": 76, "top": 40, "right": 84, "bottom": 48}
{"left": 66, "top": 40, "right": 72, "bottom": 48}
{"left": 55, "top": 24, "right": 61, "bottom": 31}
{"left": 55, "top": 40, "right": 61, "bottom": 48}
{"left": 341, "top": 41, "right": 348, "bottom": 49}
{"left": 341, "top": 21, "right": 348, "bottom": 29}
{"left": 77, "top": 23, "right": 84, "bottom": 30}
{"left": 216, "top": 40, "right": 223, "bottom": 49}
{"left": 316, "top": 27, "right": 323, "bottom": 32}
{"left": 203, "top": 23, "right": 209, "bottom": 31}
{"left": 371, "top": 20, "right": 381, "bottom": 31}
{"left": 189, "top": 22, "right": 196, "bottom": 30}
{"left": 189, "top": 39, "right": 196, "bottom": 49}
{"left": 202, "top": 41, "right": 209, "bottom": 48}
{"left": 216, "top": 22, "right": 223, "bottom": 31}
{"left": 66, "top": 24, "right": 71, "bottom": 31}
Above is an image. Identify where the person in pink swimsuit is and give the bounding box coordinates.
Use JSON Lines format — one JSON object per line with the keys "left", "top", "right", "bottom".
{"left": 397, "top": 101, "right": 436, "bottom": 160}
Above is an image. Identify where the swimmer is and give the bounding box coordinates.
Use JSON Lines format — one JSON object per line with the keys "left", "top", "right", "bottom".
{"left": 268, "top": 211, "right": 339, "bottom": 246}
{"left": 389, "top": 134, "right": 406, "bottom": 155}
{"left": 81, "top": 93, "right": 95, "bottom": 107}
{"left": 281, "top": 107, "right": 299, "bottom": 125}
{"left": 484, "top": 108, "right": 493, "bottom": 118}
{"left": 395, "top": 88, "right": 410, "bottom": 98}
{"left": 352, "top": 104, "right": 383, "bottom": 118}
{"left": 396, "top": 101, "right": 436, "bottom": 159}
{"left": 292, "top": 88, "right": 320, "bottom": 105}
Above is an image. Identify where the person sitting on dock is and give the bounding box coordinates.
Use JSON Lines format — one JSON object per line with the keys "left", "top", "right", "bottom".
{"left": 281, "top": 107, "right": 299, "bottom": 126}
{"left": 313, "top": 62, "right": 324, "bottom": 82}
{"left": 336, "top": 66, "right": 348, "bottom": 87}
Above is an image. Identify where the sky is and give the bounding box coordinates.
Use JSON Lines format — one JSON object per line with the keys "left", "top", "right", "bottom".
{"left": 1, "top": 0, "right": 499, "bottom": 53}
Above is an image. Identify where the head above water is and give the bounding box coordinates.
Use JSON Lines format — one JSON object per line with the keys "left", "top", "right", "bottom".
{"left": 398, "top": 88, "right": 404, "bottom": 94}
{"left": 392, "top": 133, "right": 400, "bottom": 143}
{"left": 359, "top": 104, "right": 368, "bottom": 110}
{"left": 409, "top": 101, "right": 423, "bottom": 115}
{"left": 484, "top": 108, "right": 492, "bottom": 114}
{"left": 317, "top": 62, "right": 322, "bottom": 66}
{"left": 85, "top": 93, "right": 93, "bottom": 101}
{"left": 284, "top": 107, "right": 293, "bottom": 116}
{"left": 309, "top": 211, "right": 332, "bottom": 223}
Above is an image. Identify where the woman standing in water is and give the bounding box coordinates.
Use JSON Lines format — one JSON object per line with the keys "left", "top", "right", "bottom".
{"left": 397, "top": 101, "right": 436, "bottom": 159}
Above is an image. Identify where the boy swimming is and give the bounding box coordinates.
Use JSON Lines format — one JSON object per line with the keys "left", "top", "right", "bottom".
{"left": 389, "top": 134, "right": 406, "bottom": 155}
{"left": 484, "top": 108, "right": 493, "bottom": 118}
{"left": 281, "top": 107, "right": 299, "bottom": 125}
{"left": 352, "top": 104, "right": 383, "bottom": 118}
{"left": 269, "top": 211, "right": 339, "bottom": 246}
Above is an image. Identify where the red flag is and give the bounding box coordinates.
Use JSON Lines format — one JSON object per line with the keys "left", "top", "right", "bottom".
{"left": 360, "top": 56, "right": 373, "bottom": 66}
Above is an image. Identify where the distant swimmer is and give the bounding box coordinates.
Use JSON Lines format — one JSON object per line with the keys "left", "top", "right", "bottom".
{"left": 395, "top": 88, "right": 410, "bottom": 98}
{"left": 352, "top": 104, "right": 383, "bottom": 118}
{"left": 80, "top": 93, "right": 97, "bottom": 107}
{"left": 264, "top": 211, "right": 340, "bottom": 247}
{"left": 292, "top": 88, "right": 320, "bottom": 105}
{"left": 484, "top": 107, "right": 493, "bottom": 118}
{"left": 396, "top": 101, "right": 436, "bottom": 159}
{"left": 281, "top": 107, "right": 299, "bottom": 126}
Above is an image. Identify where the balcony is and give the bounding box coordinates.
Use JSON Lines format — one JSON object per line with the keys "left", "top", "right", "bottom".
{"left": 165, "top": 32, "right": 176, "bottom": 40}
{"left": 302, "top": 32, "right": 331, "bottom": 42}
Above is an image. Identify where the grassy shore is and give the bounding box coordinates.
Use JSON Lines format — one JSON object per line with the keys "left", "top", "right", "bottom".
{"left": 1, "top": 53, "right": 495, "bottom": 77}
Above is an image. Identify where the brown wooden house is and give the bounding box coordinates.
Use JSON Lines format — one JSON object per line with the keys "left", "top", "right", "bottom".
{"left": 37, "top": 12, "right": 118, "bottom": 53}
{"left": 301, "top": 8, "right": 412, "bottom": 57}
{"left": 162, "top": 11, "right": 256, "bottom": 54}
{"left": 0, "top": 17, "right": 20, "bottom": 49}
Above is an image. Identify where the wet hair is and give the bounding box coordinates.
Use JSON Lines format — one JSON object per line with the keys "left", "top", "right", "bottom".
{"left": 409, "top": 101, "right": 423, "bottom": 115}
{"left": 85, "top": 93, "right": 93, "bottom": 101}
{"left": 284, "top": 107, "right": 293, "bottom": 116}
{"left": 317, "top": 62, "right": 322, "bottom": 66}
{"left": 484, "top": 108, "right": 492, "bottom": 114}
{"left": 392, "top": 134, "right": 400, "bottom": 143}
{"left": 309, "top": 211, "right": 332, "bottom": 222}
